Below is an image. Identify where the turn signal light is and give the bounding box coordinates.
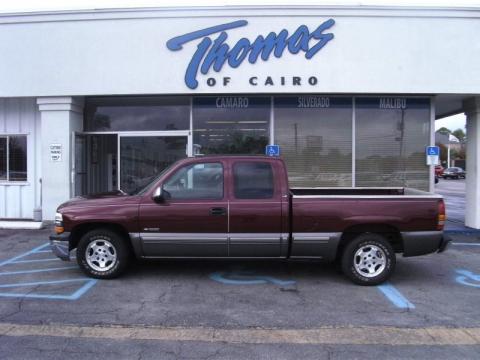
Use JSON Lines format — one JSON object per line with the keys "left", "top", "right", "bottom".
{"left": 55, "top": 212, "right": 64, "bottom": 234}
{"left": 437, "top": 200, "right": 446, "bottom": 230}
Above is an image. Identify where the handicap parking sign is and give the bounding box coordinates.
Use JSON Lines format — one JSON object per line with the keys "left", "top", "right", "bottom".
{"left": 426, "top": 146, "right": 440, "bottom": 165}
{"left": 426, "top": 146, "right": 440, "bottom": 156}
{"left": 266, "top": 145, "right": 280, "bottom": 157}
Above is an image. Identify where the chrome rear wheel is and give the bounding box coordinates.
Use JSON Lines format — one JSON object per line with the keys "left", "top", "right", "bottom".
{"left": 341, "top": 233, "right": 396, "bottom": 286}
{"left": 353, "top": 245, "right": 387, "bottom": 278}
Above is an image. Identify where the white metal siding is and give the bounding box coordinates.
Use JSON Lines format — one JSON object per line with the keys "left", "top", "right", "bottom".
{"left": 0, "top": 98, "right": 41, "bottom": 219}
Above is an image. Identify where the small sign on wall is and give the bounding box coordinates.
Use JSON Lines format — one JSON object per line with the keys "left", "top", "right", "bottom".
{"left": 49, "top": 143, "right": 62, "bottom": 162}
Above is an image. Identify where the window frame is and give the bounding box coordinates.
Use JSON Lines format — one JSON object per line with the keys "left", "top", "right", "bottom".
{"left": 0, "top": 134, "right": 28, "bottom": 183}
{"left": 161, "top": 161, "right": 225, "bottom": 201}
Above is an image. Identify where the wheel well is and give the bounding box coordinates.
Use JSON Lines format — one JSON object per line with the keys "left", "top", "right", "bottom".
{"left": 70, "top": 222, "right": 131, "bottom": 250}
{"left": 336, "top": 224, "right": 403, "bottom": 260}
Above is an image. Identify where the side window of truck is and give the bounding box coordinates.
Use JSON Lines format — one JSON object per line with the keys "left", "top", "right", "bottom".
{"left": 163, "top": 162, "right": 224, "bottom": 200}
{"left": 233, "top": 162, "right": 274, "bottom": 199}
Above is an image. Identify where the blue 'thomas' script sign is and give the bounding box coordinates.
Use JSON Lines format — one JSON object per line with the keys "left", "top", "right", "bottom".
{"left": 266, "top": 145, "right": 280, "bottom": 157}
{"left": 426, "top": 146, "right": 440, "bottom": 156}
{"left": 166, "top": 19, "right": 335, "bottom": 89}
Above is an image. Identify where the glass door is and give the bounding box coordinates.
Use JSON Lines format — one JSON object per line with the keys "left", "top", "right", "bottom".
{"left": 119, "top": 134, "right": 189, "bottom": 194}
{"left": 73, "top": 133, "right": 87, "bottom": 196}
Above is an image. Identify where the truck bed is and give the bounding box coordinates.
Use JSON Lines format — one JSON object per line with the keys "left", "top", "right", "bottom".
{"left": 290, "top": 187, "right": 439, "bottom": 197}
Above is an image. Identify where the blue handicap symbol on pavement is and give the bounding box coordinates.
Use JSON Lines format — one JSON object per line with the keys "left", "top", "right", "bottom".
{"left": 455, "top": 269, "right": 480, "bottom": 288}
{"left": 426, "top": 146, "right": 440, "bottom": 156}
{"left": 265, "top": 145, "right": 280, "bottom": 157}
{"left": 210, "top": 271, "right": 295, "bottom": 286}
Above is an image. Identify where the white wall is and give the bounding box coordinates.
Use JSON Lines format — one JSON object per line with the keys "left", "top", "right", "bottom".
{"left": 0, "top": 6, "right": 479, "bottom": 97}
{"left": 38, "top": 97, "right": 84, "bottom": 220}
{"left": 0, "top": 98, "right": 41, "bottom": 219}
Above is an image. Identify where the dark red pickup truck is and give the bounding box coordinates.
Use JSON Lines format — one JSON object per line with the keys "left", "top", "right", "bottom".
{"left": 50, "top": 156, "right": 449, "bottom": 285}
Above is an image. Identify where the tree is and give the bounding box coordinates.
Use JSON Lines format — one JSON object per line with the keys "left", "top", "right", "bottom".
{"left": 438, "top": 143, "right": 448, "bottom": 163}
{"left": 452, "top": 128, "right": 466, "bottom": 143}
{"left": 437, "top": 127, "right": 451, "bottom": 135}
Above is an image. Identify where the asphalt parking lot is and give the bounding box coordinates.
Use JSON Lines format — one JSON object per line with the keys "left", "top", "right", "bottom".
{"left": 0, "top": 224, "right": 480, "bottom": 359}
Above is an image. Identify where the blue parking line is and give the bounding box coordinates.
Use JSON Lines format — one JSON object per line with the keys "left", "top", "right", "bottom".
{"left": 0, "top": 292, "right": 87, "bottom": 300}
{"left": 451, "top": 243, "right": 480, "bottom": 246}
{"left": 11, "top": 258, "right": 62, "bottom": 264}
{"left": 377, "top": 283, "right": 415, "bottom": 309}
{"left": 69, "top": 280, "right": 98, "bottom": 300}
{"left": 0, "top": 278, "right": 91, "bottom": 288}
{"left": 0, "top": 243, "right": 50, "bottom": 267}
{"left": 0, "top": 243, "right": 98, "bottom": 301}
{"left": 0, "top": 266, "right": 78, "bottom": 276}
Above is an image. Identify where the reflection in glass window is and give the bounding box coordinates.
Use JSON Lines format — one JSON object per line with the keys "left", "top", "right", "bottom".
{"left": 355, "top": 98, "right": 430, "bottom": 191}
{"left": 85, "top": 97, "right": 190, "bottom": 131}
{"left": 193, "top": 97, "right": 270, "bottom": 155}
{"left": 0, "top": 136, "right": 27, "bottom": 182}
{"left": 120, "top": 136, "right": 187, "bottom": 194}
{"left": 274, "top": 97, "right": 352, "bottom": 187}
{"left": 163, "top": 162, "right": 224, "bottom": 200}
{"left": 233, "top": 162, "right": 274, "bottom": 199}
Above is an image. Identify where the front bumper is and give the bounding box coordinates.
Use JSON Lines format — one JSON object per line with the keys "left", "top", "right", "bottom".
{"left": 49, "top": 232, "right": 71, "bottom": 261}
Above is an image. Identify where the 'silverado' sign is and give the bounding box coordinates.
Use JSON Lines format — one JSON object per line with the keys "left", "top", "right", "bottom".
{"left": 166, "top": 19, "right": 335, "bottom": 89}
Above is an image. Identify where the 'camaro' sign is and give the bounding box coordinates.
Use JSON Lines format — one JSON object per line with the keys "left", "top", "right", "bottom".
{"left": 166, "top": 19, "right": 335, "bottom": 89}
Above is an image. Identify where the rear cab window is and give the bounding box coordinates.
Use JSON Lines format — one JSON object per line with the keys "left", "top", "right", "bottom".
{"left": 233, "top": 161, "right": 274, "bottom": 199}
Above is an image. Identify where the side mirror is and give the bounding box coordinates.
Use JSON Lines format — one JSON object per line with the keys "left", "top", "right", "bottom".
{"left": 153, "top": 187, "right": 165, "bottom": 203}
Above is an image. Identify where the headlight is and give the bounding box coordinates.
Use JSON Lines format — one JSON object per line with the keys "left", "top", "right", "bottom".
{"left": 55, "top": 212, "right": 64, "bottom": 234}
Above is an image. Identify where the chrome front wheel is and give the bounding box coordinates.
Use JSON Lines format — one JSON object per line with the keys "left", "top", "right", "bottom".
{"left": 77, "top": 229, "right": 130, "bottom": 279}
{"left": 85, "top": 239, "right": 117, "bottom": 272}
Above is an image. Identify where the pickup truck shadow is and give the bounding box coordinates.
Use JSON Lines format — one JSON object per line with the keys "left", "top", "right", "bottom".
{"left": 123, "top": 256, "right": 443, "bottom": 286}
{"left": 389, "top": 256, "right": 451, "bottom": 285}
{"left": 126, "top": 259, "right": 341, "bottom": 284}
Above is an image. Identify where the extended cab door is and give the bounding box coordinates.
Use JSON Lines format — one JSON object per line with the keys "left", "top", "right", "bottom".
{"left": 228, "top": 159, "right": 287, "bottom": 257}
{"left": 138, "top": 160, "right": 228, "bottom": 257}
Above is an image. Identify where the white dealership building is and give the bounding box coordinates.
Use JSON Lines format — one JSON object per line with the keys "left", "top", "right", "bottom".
{"left": 0, "top": 5, "right": 479, "bottom": 228}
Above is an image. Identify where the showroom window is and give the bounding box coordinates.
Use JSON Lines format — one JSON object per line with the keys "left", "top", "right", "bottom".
{"left": 355, "top": 97, "right": 430, "bottom": 191}
{"left": 84, "top": 96, "right": 190, "bottom": 131}
{"left": 193, "top": 96, "right": 270, "bottom": 155}
{"left": 274, "top": 96, "right": 353, "bottom": 187}
{"left": 0, "top": 135, "right": 27, "bottom": 182}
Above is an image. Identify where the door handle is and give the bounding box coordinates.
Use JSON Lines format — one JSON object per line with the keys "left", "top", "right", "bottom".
{"left": 210, "top": 207, "right": 227, "bottom": 216}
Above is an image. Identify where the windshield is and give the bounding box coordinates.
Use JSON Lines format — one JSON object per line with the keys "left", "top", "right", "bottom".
{"left": 128, "top": 165, "right": 173, "bottom": 196}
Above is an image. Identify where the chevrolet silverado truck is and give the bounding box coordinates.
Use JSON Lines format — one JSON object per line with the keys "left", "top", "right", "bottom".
{"left": 50, "top": 156, "right": 449, "bottom": 285}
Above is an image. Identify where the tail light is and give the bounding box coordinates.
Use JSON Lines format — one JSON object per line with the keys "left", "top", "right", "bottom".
{"left": 437, "top": 199, "right": 446, "bottom": 231}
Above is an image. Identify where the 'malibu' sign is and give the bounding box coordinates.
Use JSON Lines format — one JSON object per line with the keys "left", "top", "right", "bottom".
{"left": 166, "top": 19, "right": 335, "bottom": 89}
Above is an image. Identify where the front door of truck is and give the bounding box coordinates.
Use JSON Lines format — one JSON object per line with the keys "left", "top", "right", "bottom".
{"left": 138, "top": 160, "right": 228, "bottom": 257}
{"left": 228, "top": 160, "right": 284, "bottom": 257}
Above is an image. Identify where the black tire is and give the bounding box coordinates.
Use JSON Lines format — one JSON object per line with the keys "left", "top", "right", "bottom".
{"left": 77, "top": 228, "right": 130, "bottom": 279}
{"left": 341, "top": 233, "right": 396, "bottom": 286}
